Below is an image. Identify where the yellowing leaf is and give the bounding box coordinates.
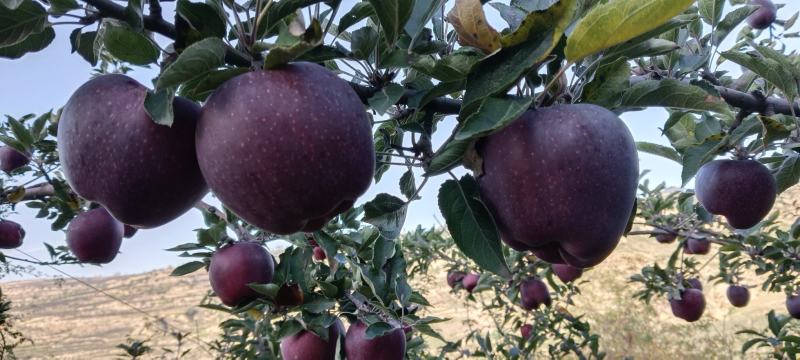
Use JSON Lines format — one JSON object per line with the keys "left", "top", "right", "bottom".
{"left": 447, "top": 0, "right": 501, "bottom": 53}
{"left": 500, "top": 0, "right": 577, "bottom": 48}
{"left": 566, "top": 0, "right": 694, "bottom": 62}
{"left": 6, "top": 186, "right": 24, "bottom": 203}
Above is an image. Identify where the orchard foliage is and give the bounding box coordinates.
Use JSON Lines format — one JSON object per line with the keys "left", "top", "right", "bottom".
{"left": 0, "top": 0, "right": 799, "bottom": 358}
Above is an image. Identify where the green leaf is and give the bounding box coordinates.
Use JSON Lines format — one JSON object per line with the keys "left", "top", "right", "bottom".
{"left": 461, "top": 0, "right": 574, "bottom": 117}
{"left": 681, "top": 139, "right": 722, "bottom": 185}
{"left": 636, "top": 142, "right": 681, "bottom": 163}
{"left": 125, "top": 0, "right": 143, "bottom": 31}
{"left": 455, "top": 96, "right": 531, "bottom": 141}
{"left": 69, "top": 29, "right": 98, "bottom": 65}
{"left": 176, "top": 0, "right": 226, "bottom": 41}
{"left": 248, "top": 283, "right": 279, "bottom": 298}
{"left": 7, "top": 116, "right": 33, "bottom": 149}
{"left": 399, "top": 170, "right": 415, "bottom": 199}
{"left": 0, "top": 0, "right": 47, "bottom": 46}
{"left": 741, "top": 338, "right": 763, "bottom": 353}
{"left": 102, "top": 21, "right": 160, "bottom": 65}
{"left": 365, "top": 322, "right": 394, "bottom": 339}
{"left": 157, "top": 37, "right": 226, "bottom": 90}
{"left": 721, "top": 50, "right": 799, "bottom": 100}
{"left": 582, "top": 57, "right": 631, "bottom": 108}
{"left": 711, "top": 5, "right": 756, "bottom": 46}
{"left": 350, "top": 26, "right": 378, "bottom": 60}
{"left": 179, "top": 67, "right": 249, "bottom": 102}
{"left": 338, "top": 2, "right": 374, "bottom": 35}
{"left": 425, "top": 138, "right": 470, "bottom": 176}
{"left": 0, "top": 0, "right": 23, "bottom": 10}
{"left": 367, "top": 83, "right": 404, "bottom": 115}
{"left": 363, "top": 193, "right": 407, "bottom": 240}
{"left": 0, "top": 25, "right": 51, "bottom": 59}
{"left": 258, "top": 0, "right": 325, "bottom": 38}
{"left": 404, "top": 0, "right": 445, "bottom": 42}
{"left": 565, "top": 0, "right": 694, "bottom": 61}
{"left": 620, "top": 79, "right": 732, "bottom": 115}
{"left": 144, "top": 88, "right": 176, "bottom": 126}
{"left": 48, "top": 0, "right": 79, "bottom": 15}
{"left": 438, "top": 176, "right": 510, "bottom": 278}
{"left": 263, "top": 19, "right": 323, "bottom": 69}
{"left": 490, "top": 3, "right": 526, "bottom": 30}
{"left": 368, "top": 0, "right": 414, "bottom": 45}
{"left": 698, "top": 0, "right": 724, "bottom": 26}
{"left": 171, "top": 261, "right": 205, "bottom": 276}
{"left": 775, "top": 154, "right": 800, "bottom": 194}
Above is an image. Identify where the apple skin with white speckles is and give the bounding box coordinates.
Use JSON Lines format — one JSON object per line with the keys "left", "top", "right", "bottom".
{"left": 695, "top": 159, "right": 776, "bottom": 230}
{"left": 196, "top": 62, "right": 374, "bottom": 234}
{"left": 58, "top": 74, "right": 208, "bottom": 228}
{"left": 66, "top": 207, "right": 124, "bottom": 264}
{"left": 477, "top": 104, "right": 638, "bottom": 268}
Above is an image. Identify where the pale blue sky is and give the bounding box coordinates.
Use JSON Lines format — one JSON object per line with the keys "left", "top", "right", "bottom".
{"left": 0, "top": 1, "right": 797, "bottom": 280}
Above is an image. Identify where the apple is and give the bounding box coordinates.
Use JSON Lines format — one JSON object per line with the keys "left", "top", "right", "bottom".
{"left": 196, "top": 62, "right": 374, "bottom": 234}
{"left": 58, "top": 74, "right": 208, "bottom": 228}
{"left": 312, "top": 246, "right": 327, "bottom": 261}
{"left": 520, "top": 278, "right": 551, "bottom": 310}
{"left": 787, "top": 294, "right": 800, "bottom": 319}
{"left": 655, "top": 233, "right": 677, "bottom": 244}
{"left": 552, "top": 263, "right": 583, "bottom": 283}
{"left": 66, "top": 207, "right": 124, "bottom": 264}
{"left": 520, "top": 324, "right": 533, "bottom": 339}
{"left": 670, "top": 288, "right": 705, "bottom": 322}
{"left": 695, "top": 159, "right": 776, "bottom": 230}
{"left": 462, "top": 273, "right": 479, "bottom": 293}
{"left": 0, "top": 220, "right": 24, "bottom": 249}
{"left": 684, "top": 237, "right": 710, "bottom": 255}
{"left": 447, "top": 271, "right": 466, "bottom": 288}
{"left": 208, "top": 242, "right": 274, "bottom": 307}
{"left": 344, "top": 320, "right": 406, "bottom": 360}
{"left": 686, "top": 278, "right": 703, "bottom": 291}
{"left": 0, "top": 146, "right": 29, "bottom": 173}
{"left": 280, "top": 318, "right": 344, "bottom": 360}
{"left": 123, "top": 225, "right": 137, "bottom": 238}
{"left": 275, "top": 283, "right": 304, "bottom": 307}
{"left": 727, "top": 285, "right": 750, "bottom": 308}
{"left": 477, "top": 104, "right": 638, "bottom": 268}
{"left": 747, "top": 0, "right": 777, "bottom": 29}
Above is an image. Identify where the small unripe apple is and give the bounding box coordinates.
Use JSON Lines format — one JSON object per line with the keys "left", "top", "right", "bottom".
{"left": 727, "top": 285, "right": 750, "bottom": 308}
{"left": 344, "top": 321, "right": 406, "bottom": 360}
{"left": 312, "top": 246, "right": 326, "bottom": 261}
{"left": 0, "top": 220, "right": 24, "bottom": 249}
{"left": 0, "top": 147, "right": 29, "bottom": 173}
{"left": 552, "top": 264, "right": 583, "bottom": 283}
{"left": 747, "top": 0, "right": 777, "bottom": 30}
{"left": 66, "top": 207, "right": 124, "bottom": 264}
{"left": 280, "top": 318, "right": 344, "bottom": 360}
{"left": 275, "top": 283, "right": 304, "bottom": 307}
{"left": 686, "top": 278, "right": 703, "bottom": 291}
{"left": 655, "top": 233, "right": 677, "bottom": 244}
{"left": 123, "top": 225, "right": 138, "bottom": 238}
{"left": 684, "top": 237, "right": 710, "bottom": 255}
{"left": 462, "top": 273, "right": 479, "bottom": 293}
{"left": 787, "top": 294, "right": 800, "bottom": 319}
{"left": 520, "top": 324, "right": 533, "bottom": 339}
{"left": 520, "top": 278, "right": 551, "bottom": 310}
{"left": 670, "top": 288, "right": 705, "bottom": 322}
{"left": 447, "top": 271, "right": 466, "bottom": 288}
{"left": 208, "top": 242, "right": 274, "bottom": 307}
{"left": 695, "top": 159, "right": 776, "bottom": 230}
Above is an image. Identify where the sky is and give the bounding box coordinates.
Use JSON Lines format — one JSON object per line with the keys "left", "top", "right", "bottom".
{"left": 0, "top": 1, "right": 797, "bottom": 281}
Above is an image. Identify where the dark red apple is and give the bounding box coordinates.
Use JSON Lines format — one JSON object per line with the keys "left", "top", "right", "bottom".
{"left": 520, "top": 324, "right": 533, "bottom": 339}
{"left": 520, "top": 278, "right": 551, "bottom": 310}
{"left": 66, "top": 207, "right": 124, "bottom": 264}
{"left": 552, "top": 263, "right": 583, "bottom": 283}
{"left": 686, "top": 278, "right": 703, "bottom": 291}
{"left": 670, "top": 288, "right": 705, "bottom": 322}
{"left": 344, "top": 320, "right": 406, "bottom": 360}
{"left": 787, "top": 294, "right": 800, "bottom": 319}
{"left": 58, "top": 74, "right": 208, "bottom": 228}
{"left": 462, "top": 273, "right": 479, "bottom": 292}
{"left": 275, "top": 283, "right": 304, "bottom": 307}
{"left": 280, "top": 318, "right": 344, "bottom": 360}
{"left": 477, "top": 104, "right": 638, "bottom": 268}
{"left": 208, "top": 241, "right": 274, "bottom": 307}
{"left": 727, "top": 285, "right": 750, "bottom": 308}
{"left": 695, "top": 159, "right": 776, "bottom": 230}
{"left": 123, "top": 225, "right": 137, "bottom": 238}
{"left": 747, "top": 0, "right": 777, "bottom": 29}
{"left": 684, "top": 237, "right": 710, "bottom": 255}
{"left": 312, "top": 246, "right": 326, "bottom": 261}
{"left": 447, "top": 271, "right": 466, "bottom": 288}
{"left": 0, "top": 220, "right": 24, "bottom": 249}
{"left": 196, "top": 62, "right": 374, "bottom": 234}
{"left": 655, "top": 233, "right": 677, "bottom": 244}
{"left": 0, "top": 146, "right": 29, "bottom": 173}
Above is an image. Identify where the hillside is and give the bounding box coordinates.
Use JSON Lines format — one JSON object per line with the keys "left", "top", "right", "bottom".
{"left": 2, "top": 187, "right": 798, "bottom": 359}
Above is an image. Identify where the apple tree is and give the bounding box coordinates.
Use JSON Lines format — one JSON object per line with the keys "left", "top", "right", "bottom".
{"left": 0, "top": 0, "right": 800, "bottom": 358}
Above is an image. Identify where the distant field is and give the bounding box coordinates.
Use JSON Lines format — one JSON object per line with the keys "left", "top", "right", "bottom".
{"left": 3, "top": 187, "right": 798, "bottom": 359}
